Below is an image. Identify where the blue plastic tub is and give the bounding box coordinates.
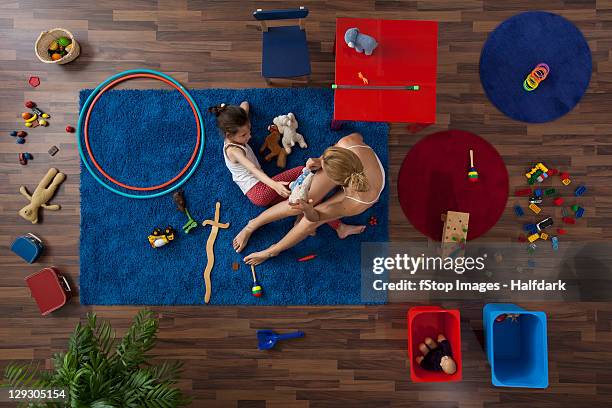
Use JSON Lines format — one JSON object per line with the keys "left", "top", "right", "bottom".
{"left": 483, "top": 303, "right": 548, "bottom": 388}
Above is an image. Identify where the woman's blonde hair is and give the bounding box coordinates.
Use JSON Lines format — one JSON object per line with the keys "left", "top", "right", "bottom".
{"left": 322, "top": 147, "right": 370, "bottom": 192}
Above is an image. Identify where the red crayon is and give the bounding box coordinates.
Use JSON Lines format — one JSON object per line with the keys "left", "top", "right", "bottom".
{"left": 298, "top": 254, "right": 317, "bottom": 262}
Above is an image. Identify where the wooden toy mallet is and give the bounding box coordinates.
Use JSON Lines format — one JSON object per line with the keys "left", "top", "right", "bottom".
{"left": 201, "top": 202, "right": 230, "bottom": 304}
{"left": 468, "top": 149, "right": 479, "bottom": 183}
{"left": 251, "top": 265, "right": 263, "bottom": 297}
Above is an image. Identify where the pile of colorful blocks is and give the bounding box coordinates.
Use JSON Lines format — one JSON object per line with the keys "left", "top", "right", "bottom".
{"left": 513, "top": 162, "right": 587, "bottom": 253}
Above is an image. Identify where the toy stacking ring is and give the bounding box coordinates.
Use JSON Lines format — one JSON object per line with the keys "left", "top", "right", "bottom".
{"left": 523, "top": 63, "right": 550, "bottom": 91}
{"left": 77, "top": 69, "right": 205, "bottom": 199}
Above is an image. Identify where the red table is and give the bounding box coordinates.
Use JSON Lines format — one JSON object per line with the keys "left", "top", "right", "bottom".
{"left": 334, "top": 18, "right": 438, "bottom": 128}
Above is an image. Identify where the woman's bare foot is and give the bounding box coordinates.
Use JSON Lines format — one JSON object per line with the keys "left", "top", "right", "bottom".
{"left": 233, "top": 222, "right": 255, "bottom": 253}
{"left": 244, "top": 249, "right": 275, "bottom": 266}
{"left": 336, "top": 223, "right": 366, "bottom": 239}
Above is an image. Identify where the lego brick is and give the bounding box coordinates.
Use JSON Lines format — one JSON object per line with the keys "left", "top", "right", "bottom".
{"left": 529, "top": 203, "right": 541, "bottom": 214}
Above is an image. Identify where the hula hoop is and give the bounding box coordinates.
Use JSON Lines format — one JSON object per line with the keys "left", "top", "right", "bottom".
{"left": 77, "top": 69, "right": 205, "bottom": 199}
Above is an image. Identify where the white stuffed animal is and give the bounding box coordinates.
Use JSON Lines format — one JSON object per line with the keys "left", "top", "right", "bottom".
{"left": 273, "top": 112, "right": 307, "bottom": 154}
{"left": 289, "top": 168, "right": 314, "bottom": 204}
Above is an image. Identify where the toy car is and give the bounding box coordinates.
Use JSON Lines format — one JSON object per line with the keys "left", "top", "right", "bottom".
{"left": 148, "top": 226, "right": 175, "bottom": 248}
{"left": 536, "top": 217, "right": 553, "bottom": 231}
{"left": 529, "top": 196, "right": 543, "bottom": 204}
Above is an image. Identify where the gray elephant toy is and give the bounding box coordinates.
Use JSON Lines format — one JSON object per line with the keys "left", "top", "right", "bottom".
{"left": 344, "top": 27, "right": 378, "bottom": 56}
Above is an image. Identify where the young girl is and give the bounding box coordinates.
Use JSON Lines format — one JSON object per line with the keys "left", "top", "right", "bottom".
{"left": 209, "top": 102, "right": 304, "bottom": 207}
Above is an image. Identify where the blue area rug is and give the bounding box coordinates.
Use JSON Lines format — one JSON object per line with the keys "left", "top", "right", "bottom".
{"left": 79, "top": 88, "right": 388, "bottom": 305}
{"left": 479, "top": 11, "right": 591, "bottom": 123}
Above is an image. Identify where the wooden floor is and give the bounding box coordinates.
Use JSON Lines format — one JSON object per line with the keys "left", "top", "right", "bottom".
{"left": 2, "top": 0, "right": 612, "bottom": 407}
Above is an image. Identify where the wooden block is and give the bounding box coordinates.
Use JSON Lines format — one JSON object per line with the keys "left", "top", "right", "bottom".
{"left": 540, "top": 232, "right": 549, "bottom": 240}
{"left": 528, "top": 233, "right": 540, "bottom": 243}
{"left": 442, "top": 211, "right": 469, "bottom": 243}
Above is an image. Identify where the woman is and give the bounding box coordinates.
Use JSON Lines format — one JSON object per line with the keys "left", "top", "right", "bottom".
{"left": 233, "top": 132, "right": 385, "bottom": 265}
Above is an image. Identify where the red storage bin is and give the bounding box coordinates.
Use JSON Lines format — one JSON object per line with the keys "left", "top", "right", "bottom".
{"left": 407, "top": 306, "right": 462, "bottom": 382}
{"left": 25, "top": 267, "right": 71, "bottom": 315}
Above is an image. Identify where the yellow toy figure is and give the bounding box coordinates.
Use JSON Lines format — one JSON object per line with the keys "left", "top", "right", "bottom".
{"left": 18, "top": 168, "right": 66, "bottom": 224}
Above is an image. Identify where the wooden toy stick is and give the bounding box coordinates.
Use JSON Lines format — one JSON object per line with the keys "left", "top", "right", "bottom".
{"left": 470, "top": 149, "right": 474, "bottom": 168}
{"left": 332, "top": 84, "right": 420, "bottom": 90}
{"left": 201, "top": 202, "right": 230, "bottom": 304}
{"left": 251, "top": 264, "right": 257, "bottom": 282}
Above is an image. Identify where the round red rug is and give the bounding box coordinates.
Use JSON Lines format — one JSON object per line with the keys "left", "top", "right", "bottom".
{"left": 398, "top": 130, "right": 509, "bottom": 241}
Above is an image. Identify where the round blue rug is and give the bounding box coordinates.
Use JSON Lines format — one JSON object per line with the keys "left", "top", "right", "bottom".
{"left": 479, "top": 11, "right": 592, "bottom": 123}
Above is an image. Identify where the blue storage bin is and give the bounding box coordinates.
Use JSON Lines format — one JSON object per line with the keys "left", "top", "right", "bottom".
{"left": 483, "top": 303, "right": 548, "bottom": 388}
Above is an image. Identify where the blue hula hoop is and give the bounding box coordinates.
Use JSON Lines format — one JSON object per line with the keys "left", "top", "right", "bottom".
{"left": 76, "top": 69, "right": 205, "bottom": 199}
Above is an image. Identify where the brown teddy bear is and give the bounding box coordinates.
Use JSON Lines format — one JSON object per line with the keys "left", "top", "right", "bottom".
{"left": 259, "top": 124, "right": 287, "bottom": 169}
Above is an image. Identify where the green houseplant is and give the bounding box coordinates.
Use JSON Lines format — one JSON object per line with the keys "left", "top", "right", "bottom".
{"left": 3, "top": 310, "right": 190, "bottom": 407}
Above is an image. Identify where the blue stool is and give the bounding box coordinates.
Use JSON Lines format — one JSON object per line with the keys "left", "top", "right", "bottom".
{"left": 483, "top": 303, "right": 548, "bottom": 388}
{"left": 253, "top": 7, "right": 311, "bottom": 84}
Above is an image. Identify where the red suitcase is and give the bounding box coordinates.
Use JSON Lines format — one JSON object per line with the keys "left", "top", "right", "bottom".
{"left": 25, "top": 267, "right": 71, "bottom": 315}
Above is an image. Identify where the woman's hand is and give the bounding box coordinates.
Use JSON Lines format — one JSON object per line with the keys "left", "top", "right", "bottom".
{"left": 289, "top": 199, "right": 315, "bottom": 216}
{"left": 306, "top": 157, "right": 322, "bottom": 171}
{"left": 273, "top": 181, "right": 291, "bottom": 198}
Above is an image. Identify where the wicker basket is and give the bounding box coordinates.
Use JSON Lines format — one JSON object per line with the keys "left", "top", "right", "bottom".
{"left": 35, "top": 28, "right": 80, "bottom": 65}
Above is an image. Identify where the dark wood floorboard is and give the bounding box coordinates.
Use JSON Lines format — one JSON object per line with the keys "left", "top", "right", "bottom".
{"left": 1, "top": 0, "right": 612, "bottom": 407}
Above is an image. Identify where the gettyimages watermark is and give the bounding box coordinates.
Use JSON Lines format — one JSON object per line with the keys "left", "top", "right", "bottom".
{"left": 360, "top": 242, "right": 612, "bottom": 303}
{"left": 372, "top": 253, "right": 486, "bottom": 275}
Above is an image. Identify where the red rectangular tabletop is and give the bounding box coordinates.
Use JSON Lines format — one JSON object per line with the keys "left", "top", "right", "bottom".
{"left": 334, "top": 18, "right": 438, "bottom": 123}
